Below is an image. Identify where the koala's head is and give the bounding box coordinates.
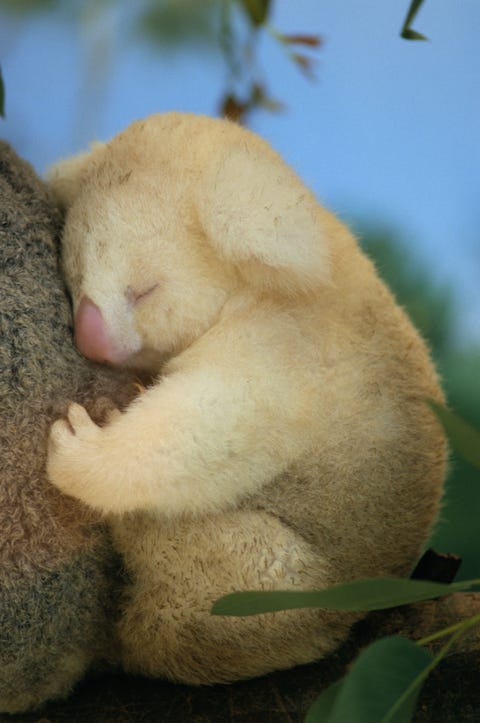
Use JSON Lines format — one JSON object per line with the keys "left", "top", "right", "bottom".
{"left": 48, "top": 113, "right": 331, "bottom": 369}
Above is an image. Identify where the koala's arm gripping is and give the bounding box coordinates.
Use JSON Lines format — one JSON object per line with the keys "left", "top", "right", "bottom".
{"left": 47, "top": 365, "right": 308, "bottom": 517}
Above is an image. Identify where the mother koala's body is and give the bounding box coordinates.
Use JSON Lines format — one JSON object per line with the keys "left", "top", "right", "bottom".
{"left": 0, "top": 143, "right": 135, "bottom": 713}
{"left": 47, "top": 113, "right": 447, "bottom": 684}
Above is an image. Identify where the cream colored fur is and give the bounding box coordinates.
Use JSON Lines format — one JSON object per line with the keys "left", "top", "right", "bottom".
{"left": 47, "top": 112, "right": 447, "bottom": 683}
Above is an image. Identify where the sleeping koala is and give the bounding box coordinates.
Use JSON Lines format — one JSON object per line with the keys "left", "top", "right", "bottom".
{"left": 46, "top": 112, "right": 447, "bottom": 684}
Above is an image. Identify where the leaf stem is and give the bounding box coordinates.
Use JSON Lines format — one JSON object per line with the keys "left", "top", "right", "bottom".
{"left": 418, "top": 612, "right": 480, "bottom": 646}
{"left": 382, "top": 616, "right": 480, "bottom": 722}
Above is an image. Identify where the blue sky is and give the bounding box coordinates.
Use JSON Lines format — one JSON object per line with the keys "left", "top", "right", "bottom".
{"left": 1, "top": 0, "right": 479, "bottom": 344}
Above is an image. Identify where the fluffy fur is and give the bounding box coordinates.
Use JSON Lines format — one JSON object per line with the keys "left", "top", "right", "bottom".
{"left": 0, "top": 142, "right": 136, "bottom": 713}
{"left": 46, "top": 113, "right": 447, "bottom": 683}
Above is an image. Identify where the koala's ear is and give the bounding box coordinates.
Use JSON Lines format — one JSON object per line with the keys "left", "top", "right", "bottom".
{"left": 47, "top": 142, "right": 105, "bottom": 209}
{"left": 197, "top": 144, "right": 331, "bottom": 295}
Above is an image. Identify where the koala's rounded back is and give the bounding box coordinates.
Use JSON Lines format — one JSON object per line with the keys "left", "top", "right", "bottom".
{"left": 0, "top": 142, "right": 135, "bottom": 713}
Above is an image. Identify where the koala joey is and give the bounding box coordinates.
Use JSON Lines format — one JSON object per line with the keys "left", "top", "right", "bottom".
{"left": 46, "top": 113, "right": 447, "bottom": 684}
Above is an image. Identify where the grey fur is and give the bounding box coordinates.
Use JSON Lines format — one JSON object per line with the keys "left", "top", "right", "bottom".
{"left": 0, "top": 142, "right": 135, "bottom": 713}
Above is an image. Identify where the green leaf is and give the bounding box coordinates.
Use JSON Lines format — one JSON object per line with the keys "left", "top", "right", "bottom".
{"left": 307, "top": 637, "right": 432, "bottom": 723}
{"left": 428, "top": 400, "right": 480, "bottom": 468}
{"left": 400, "top": 0, "right": 428, "bottom": 41}
{"left": 0, "top": 66, "right": 4, "bottom": 118}
{"left": 401, "top": 28, "right": 428, "bottom": 41}
{"left": 211, "top": 577, "right": 480, "bottom": 616}
{"left": 238, "top": 0, "right": 271, "bottom": 27}
{"left": 305, "top": 679, "right": 343, "bottom": 722}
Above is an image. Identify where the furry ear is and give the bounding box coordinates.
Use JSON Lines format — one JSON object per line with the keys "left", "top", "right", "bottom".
{"left": 47, "top": 142, "right": 105, "bottom": 209}
{"left": 197, "top": 144, "right": 330, "bottom": 295}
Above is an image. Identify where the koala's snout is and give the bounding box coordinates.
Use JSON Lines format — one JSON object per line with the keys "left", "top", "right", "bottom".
{"left": 74, "top": 296, "right": 135, "bottom": 366}
{"left": 74, "top": 296, "right": 113, "bottom": 364}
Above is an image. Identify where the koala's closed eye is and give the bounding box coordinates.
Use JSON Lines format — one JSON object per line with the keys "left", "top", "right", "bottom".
{"left": 125, "top": 283, "right": 159, "bottom": 306}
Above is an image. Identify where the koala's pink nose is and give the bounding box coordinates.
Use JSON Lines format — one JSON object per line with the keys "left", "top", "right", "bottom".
{"left": 74, "top": 296, "right": 117, "bottom": 364}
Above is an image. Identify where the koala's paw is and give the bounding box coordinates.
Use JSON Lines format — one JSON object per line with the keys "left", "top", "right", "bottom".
{"left": 50, "top": 402, "right": 101, "bottom": 448}
{"left": 84, "top": 395, "right": 121, "bottom": 426}
{"left": 47, "top": 403, "right": 103, "bottom": 504}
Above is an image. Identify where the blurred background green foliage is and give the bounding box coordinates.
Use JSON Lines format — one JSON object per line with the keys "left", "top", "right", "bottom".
{"left": 358, "top": 226, "right": 480, "bottom": 580}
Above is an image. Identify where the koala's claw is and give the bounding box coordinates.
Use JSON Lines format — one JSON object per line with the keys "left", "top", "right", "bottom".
{"left": 49, "top": 417, "right": 74, "bottom": 447}
{"left": 47, "top": 403, "right": 105, "bottom": 502}
{"left": 66, "top": 402, "right": 99, "bottom": 437}
{"left": 49, "top": 403, "right": 99, "bottom": 447}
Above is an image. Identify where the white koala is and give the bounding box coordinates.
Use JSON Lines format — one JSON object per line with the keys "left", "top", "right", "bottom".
{"left": 46, "top": 112, "right": 447, "bottom": 684}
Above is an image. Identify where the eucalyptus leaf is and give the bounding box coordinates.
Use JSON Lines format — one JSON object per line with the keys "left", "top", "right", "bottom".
{"left": 400, "top": 0, "right": 428, "bottom": 41}
{"left": 306, "top": 637, "right": 432, "bottom": 723}
{"left": 238, "top": 0, "right": 271, "bottom": 27}
{"left": 211, "top": 577, "right": 480, "bottom": 616}
{"left": 401, "top": 28, "right": 428, "bottom": 41}
{"left": 304, "top": 679, "right": 343, "bottom": 722}
{"left": 428, "top": 400, "right": 480, "bottom": 468}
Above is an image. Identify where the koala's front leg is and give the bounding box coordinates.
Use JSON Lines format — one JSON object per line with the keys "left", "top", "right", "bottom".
{"left": 47, "top": 402, "right": 146, "bottom": 512}
{"left": 47, "top": 369, "right": 301, "bottom": 517}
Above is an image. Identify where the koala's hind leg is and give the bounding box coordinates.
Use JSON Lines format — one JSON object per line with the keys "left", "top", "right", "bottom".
{"left": 111, "top": 510, "right": 357, "bottom": 683}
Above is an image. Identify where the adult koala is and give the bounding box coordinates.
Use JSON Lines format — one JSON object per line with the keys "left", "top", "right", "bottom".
{"left": 46, "top": 113, "right": 447, "bottom": 684}
{"left": 0, "top": 142, "right": 136, "bottom": 713}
